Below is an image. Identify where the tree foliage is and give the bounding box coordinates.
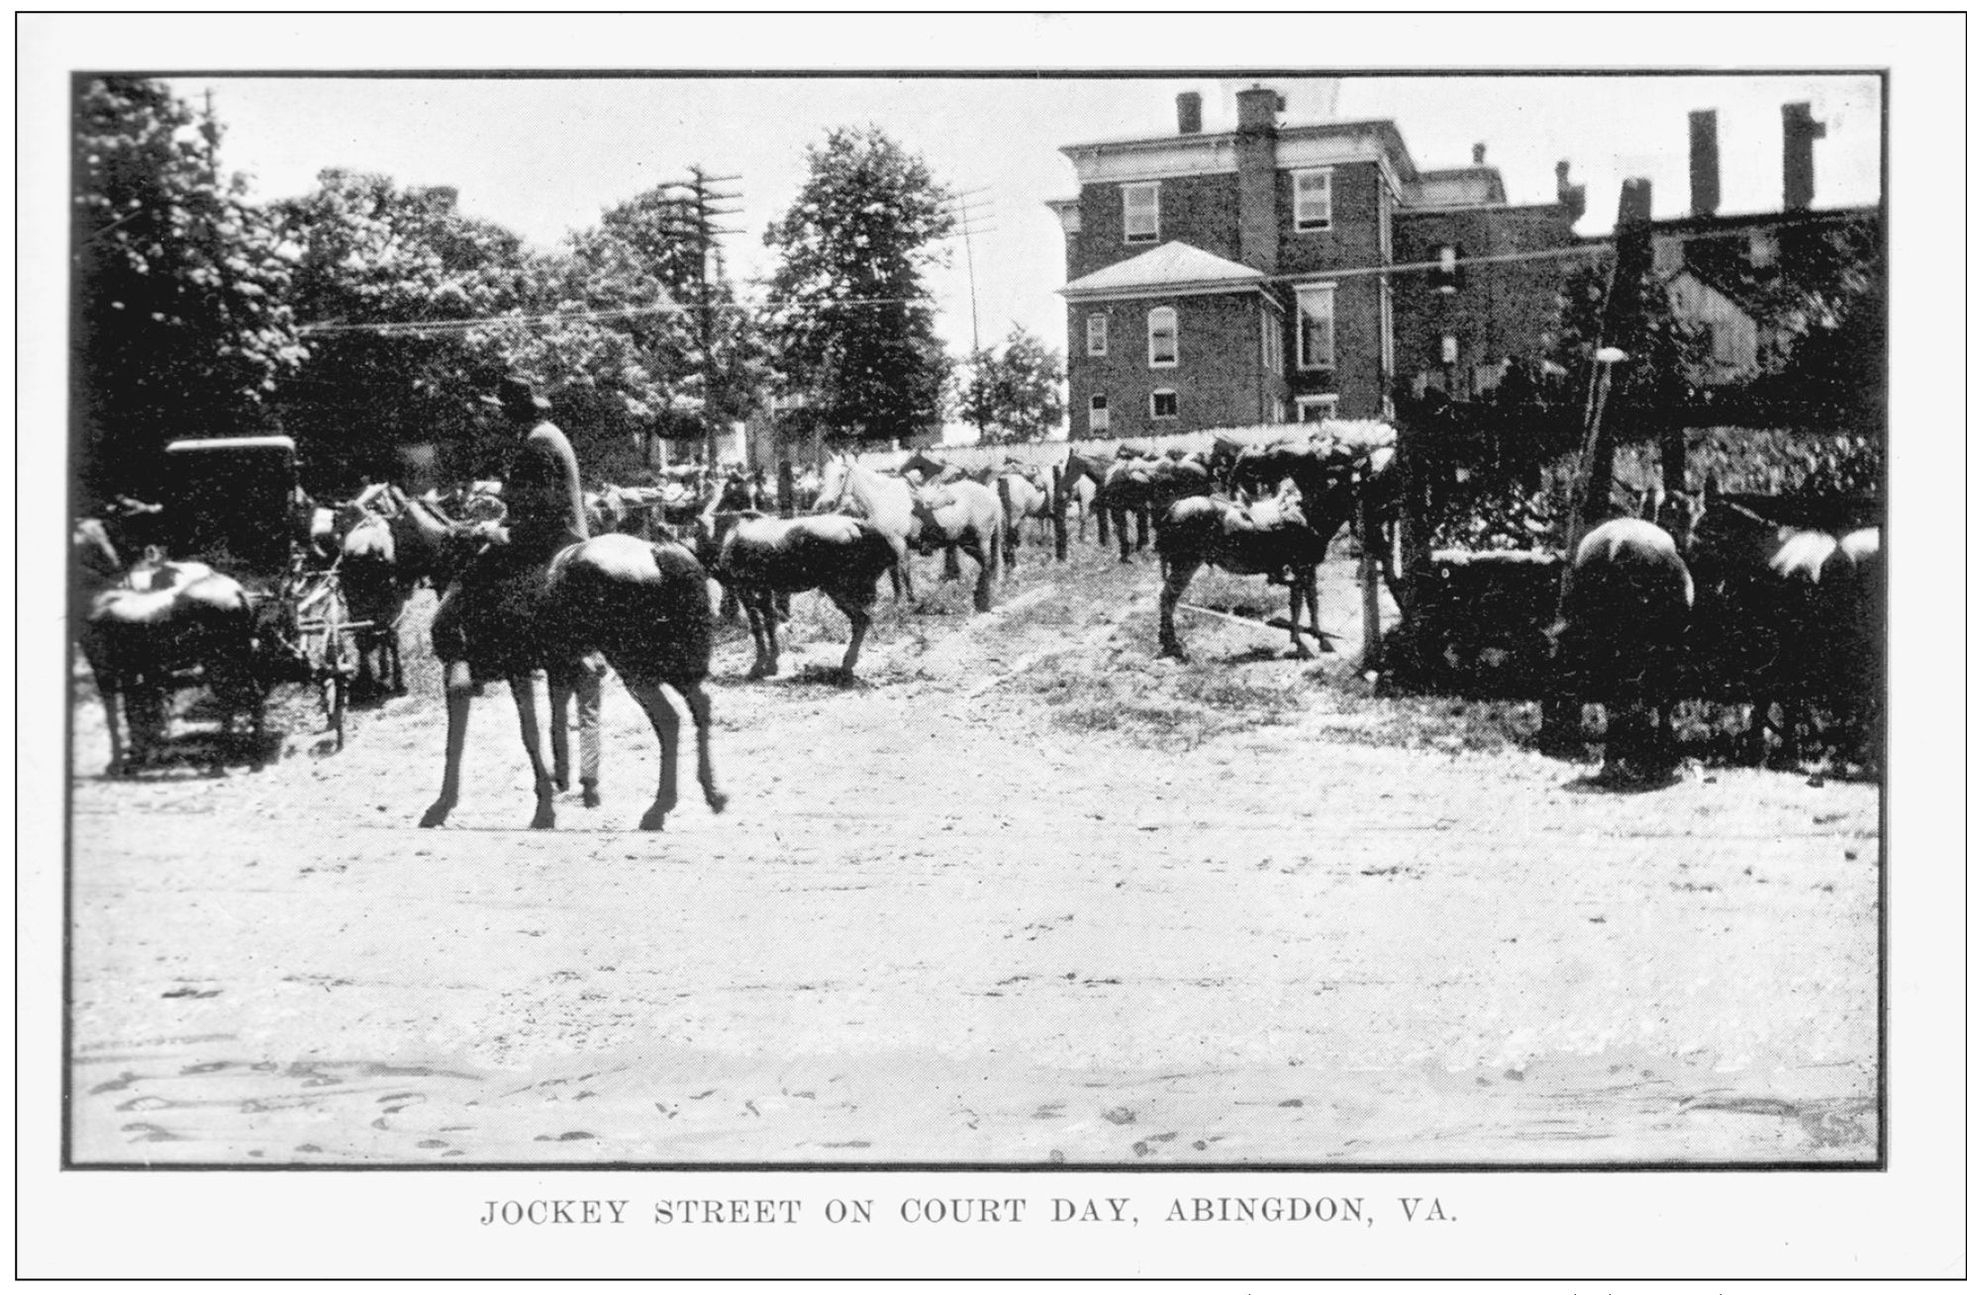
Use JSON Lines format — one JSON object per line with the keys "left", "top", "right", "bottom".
{"left": 72, "top": 77, "right": 306, "bottom": 502}
{"left": 959, "top": 325, "right": 1065, "bottom": 444}
{"left": 763, "top": 127, "right": 954, "bottom": 446}
{"left": 272, "top": 171, "right": 536, "bottom": 484}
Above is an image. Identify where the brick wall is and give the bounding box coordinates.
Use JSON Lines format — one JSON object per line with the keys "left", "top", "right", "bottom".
{"left": 1067, "top": 293, "right": 1270, "bottom": 440}
{"left": 1070, "top": 174, "right": 1240, "bottom": 281}
{"left": 1393, "top": 204, "right": 1576, "bottom": 397}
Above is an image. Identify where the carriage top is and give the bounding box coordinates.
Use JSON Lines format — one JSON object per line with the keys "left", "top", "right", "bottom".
{"left": 159, "top": 435, "right": 305, "bottom": 579}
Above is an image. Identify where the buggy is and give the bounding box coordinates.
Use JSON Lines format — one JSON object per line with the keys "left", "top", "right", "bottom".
{"left": 159, "top": 436, "right": 365, "bottom": 750}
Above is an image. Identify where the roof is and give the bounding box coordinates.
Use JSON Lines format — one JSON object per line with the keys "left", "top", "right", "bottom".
{"left": 1060, "top": 117, "right": 1421, "bottom": 185}
{"left": 1059, "top": 241, "right": 1265, "bottom": 300}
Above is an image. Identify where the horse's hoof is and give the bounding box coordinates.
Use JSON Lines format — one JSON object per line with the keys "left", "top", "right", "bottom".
{"left": 1291, "top": 644, "right": 1314, "bottom": 660}
{"left": 529, "top": 807, "right": 555, "bottom": 830}
{"left": 581, "top": 782, "right": 601, "bottom": 809}
{"left": 418, "top": 802, "right": 452, "bottom": 828}
{"left": 704, "top": 789, "right": 730, "bottom": 815}
{"left": 638, "top": 808, "right": 667, "bottom": 831}
{"left": 553, "top": 773, "right": 571, "bottom": 793}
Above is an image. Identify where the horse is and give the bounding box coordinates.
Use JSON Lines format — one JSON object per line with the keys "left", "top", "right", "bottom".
{"left": 1818, "top": 526, "right": 1882, "bottom": 767}
{"left": 992, "top": 465, "right": 1052, "bottom": 569}
{"left": 338, "top": 510, "right": 408, "bottom": 696}
{"left": 1058, "top": 450, "right": 1108, "bottom": 542}
{"left": 1156, "top": 480, "right": 1323, "bottom": 661}
{"left": 419, "top": 449, "right": 727, "bottom": 832}
{"left": 1231, "top": 439, "right": 1404, "bottom": 610}
{"left": 1675, "top": 483, "right": 1858, "bottom": 766}
{"left": 812, "top": 453, "right": 925, "bottom": 604}
{"left": 692, "top": 488, "right": 898, "bottom": 681}
{"left": 73, "top": 522, "right": 266, "bottom": 777}
{"left": 1541, "top": 516, "right": 1695, "bottom": 781}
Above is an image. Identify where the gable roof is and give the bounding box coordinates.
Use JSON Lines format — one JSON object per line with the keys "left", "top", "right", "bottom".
{"left": 1060, "top": 241, "right": 1267, "bottom": 301}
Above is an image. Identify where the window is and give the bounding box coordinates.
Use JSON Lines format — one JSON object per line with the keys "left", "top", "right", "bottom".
{"left": 1148, "top": 306, "right": 1178, "bottom": 367}
{"left": 1260, "top": 310, "right": 1285, "bottom": 375}
{"left": 1295, "top": 394, "right": 1338, "bottom": 424}
{"left": 1293, "top": 168, "right": 1332, "bottom": 231}
{"left": 1086, "top": 314, "right": 1108, "bottom": 357}
{"left": 1269, "top": 396, "right": 1287, "bottom": 425}
{"left": 1089, "top": 393, "right": 1109, "bottom": 433}
{"left": 1440, "top": 334, "right": 1459, "bottom": 365}
{"left": 1151, "top": 389, "right": 1179, "bottom": 420}
{"left": 1295, "top": 284, "right": 1335, "bottom": 370}
{"left": 1430, "top": 244, "right": 1462, "bottom": 294}
{"left": 1123, "top": 183, "right": 1160, "bottom": 243}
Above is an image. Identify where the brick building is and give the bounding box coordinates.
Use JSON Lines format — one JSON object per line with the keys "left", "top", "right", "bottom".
{"left": 1050, "top": 87, "right": 1585, "bottom": 440}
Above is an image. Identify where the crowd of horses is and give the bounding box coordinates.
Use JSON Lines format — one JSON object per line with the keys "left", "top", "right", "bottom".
{"left": 1543, "top": 477, "right": 1882, "bottom": 782}
{"left": 70, "top": 425, "right": 1880, "bottom": 828}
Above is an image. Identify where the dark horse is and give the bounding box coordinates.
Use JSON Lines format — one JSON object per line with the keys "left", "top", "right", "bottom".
{"left": 74, "top": 521, "right": 264, "bottom": 777}
{"left": 1156, "top": 481, "right": 1321, "bottom": 661}
{"left": 420, "top": 439, "right": 728, "bottom": 832}
{"left": 1541, "top": 516, "right": 1696, "bottom": 782}
{"left": 1674, "top": 482, "right": 1870, "bottom": 766}
{"left": 698, "top": 504, "right": 898, "bottom": 681}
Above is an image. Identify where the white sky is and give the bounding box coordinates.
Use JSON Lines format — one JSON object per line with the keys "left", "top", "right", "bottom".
{"left": 155, "top": 71, "right": 1880, "bottom": 367}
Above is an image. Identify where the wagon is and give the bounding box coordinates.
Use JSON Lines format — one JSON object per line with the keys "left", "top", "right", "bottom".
{"left": 160, "top": 436, "right": 367, "bottom": 750}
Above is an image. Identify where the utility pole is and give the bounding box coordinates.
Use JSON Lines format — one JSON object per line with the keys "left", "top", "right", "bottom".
{"left": 938, "top": 187, "right": 996, "bottom": 436}
{"left": 658, "top": 168, "right": 742, "bottom": 473}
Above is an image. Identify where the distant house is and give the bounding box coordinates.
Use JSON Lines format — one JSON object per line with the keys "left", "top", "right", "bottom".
{"left": 1048, "top": 87, "right": 1584, "bottom": 439}
{"left": 1664, "top": 265, "right": 1765, "bottom": 383}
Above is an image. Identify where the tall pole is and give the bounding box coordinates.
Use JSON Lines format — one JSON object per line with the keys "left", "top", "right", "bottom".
{"left": 657, "top": 168, "right": 742, "bottom": 473}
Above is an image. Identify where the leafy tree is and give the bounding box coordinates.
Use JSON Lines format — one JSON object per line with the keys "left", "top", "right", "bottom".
{"left": 762, "top": 126, "right": 954, "bottom": 446}
{"left": 273, "top": 171, "right": 534, "bottom": 485}
{"left": 72, "top": 77, "right": 306, "bottom": 504}
{"left": 959, "top": 325, "right": 1065, "bottom": 444}
{"left": 573, "top": 189, "right": 772, "bottom": 456}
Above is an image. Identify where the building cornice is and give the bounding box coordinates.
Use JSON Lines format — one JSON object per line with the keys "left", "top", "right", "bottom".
{"left": 1059, "top": 278, "right": 1267, "bottom": 305}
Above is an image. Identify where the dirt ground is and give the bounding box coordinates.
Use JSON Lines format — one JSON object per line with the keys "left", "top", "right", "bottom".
{"left": 65, "top": 528, "right": 1880, "bottom": 1165}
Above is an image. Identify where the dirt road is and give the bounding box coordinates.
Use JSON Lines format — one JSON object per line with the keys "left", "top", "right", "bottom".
{"left": 66, "top": 538, "right": 1880, "bottom": 1164}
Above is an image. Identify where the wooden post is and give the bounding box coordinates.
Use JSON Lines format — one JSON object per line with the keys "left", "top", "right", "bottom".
{"left": 1356, "top": 479, "right": 1381, "bottom": 665}
{"left": 777, "top": 458, "right": 795, "bottom": 518}
{"left": 1051, "top": 465, "right": 1069, "bottom": 561}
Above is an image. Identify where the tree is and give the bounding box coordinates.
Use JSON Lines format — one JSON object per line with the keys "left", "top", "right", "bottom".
{"left": 72, "top": 78, "right": 306, "bottom": 503}
{"left": 273, "top": 171, "right": 540, "bottom": 484}
{"left": 959, "top": 325, "right": 1065, "bottom": 444}
{"left": 574, "top": 188, "right": 772, "bottom": 456}
{"left": 762, "top": 127, "right": 954, "bottom": 446}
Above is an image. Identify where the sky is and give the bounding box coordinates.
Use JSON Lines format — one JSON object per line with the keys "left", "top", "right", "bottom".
{"left": 157, "top": 71, "right": 1882, "bottom": 371}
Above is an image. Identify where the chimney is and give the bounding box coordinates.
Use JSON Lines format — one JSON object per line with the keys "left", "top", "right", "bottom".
{"left": 1176, "top": 91, "right": 1203, "bottom": 135}
{"left": 1687, "top": 110, "right": 1720, "bottom": 218}
{"left": 1235, "top": 86, "right": 1283, "bottom": 272}
{"left": 1556, "top": 160, "right": 1586, "bottom": 225}
{"left": 1472, "top": 143, "right": 1486, "bottom": 166}
{"left": 1782, "top": 100, "right": 1827, "bottom": 211}
{"left": 1235, "top": 85, "right": 1284, "bottom": 133}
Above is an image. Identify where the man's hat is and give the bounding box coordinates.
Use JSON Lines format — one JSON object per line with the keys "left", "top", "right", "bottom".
{"left": 479, "top": 376, "right": 551, "bottom": 415}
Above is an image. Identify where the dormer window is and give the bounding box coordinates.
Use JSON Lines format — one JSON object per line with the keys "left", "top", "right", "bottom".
{"left": 1293, "top": 168, "right": 1332, "bottom": 231}
{"left": 1123, "top": 183, "right": 1160, "bottom": 243}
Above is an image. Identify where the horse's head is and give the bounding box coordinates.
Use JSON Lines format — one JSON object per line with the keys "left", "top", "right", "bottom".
{"left": 812, "top": 455, "right": 851, "bottom": 512}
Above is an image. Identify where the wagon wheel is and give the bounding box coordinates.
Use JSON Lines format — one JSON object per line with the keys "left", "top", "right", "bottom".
{"left": 310, "top": 583, "right": 358, "bottom": 751}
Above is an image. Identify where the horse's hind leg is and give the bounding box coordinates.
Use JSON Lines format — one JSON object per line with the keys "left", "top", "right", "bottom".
{"left": 419, "top": 661, "right": 473, "bottom": 827}
{"left": 1287, "top": 582, "right": 1312, "bottom": 659}
{"left": 619, "top": 673, "right": 683, "bottom": 830}
{"left": 738, "top": 589, "right": 771, "bottom": 678}
{"left": 548, "top": 671, "right": 573, "bottom": 791}
{"left": 1159, "top": 560, "right": 1199, "bottom": 660}
{"left": 98, "top": 682, "right": 129, "bottom": 778}
{"left": 575, "top": 663, "right": 602, "bottom": 807}
{"left": 509, "top": 672, "right": 557, "bottom": 830}
{"left": 679, "top": 681, "right": 730, "bottom": 815}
